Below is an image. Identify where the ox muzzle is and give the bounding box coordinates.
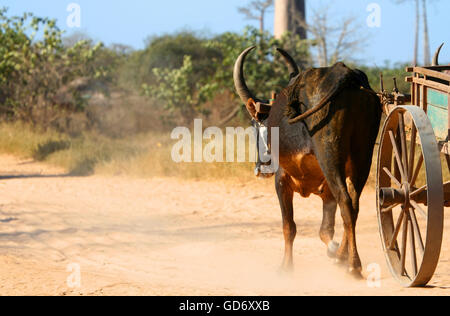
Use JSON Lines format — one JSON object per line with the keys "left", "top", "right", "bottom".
{"left": 252, "top": 119, "right": 276, "bottom": 178}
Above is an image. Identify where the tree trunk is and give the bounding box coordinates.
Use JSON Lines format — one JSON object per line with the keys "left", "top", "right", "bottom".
{"left": 274, "top": 0, "right": 306, "bottom": 39}
{"left": 413, "top": 0, "right": 420, "bottom": 66}
{"left": 422, "top": 0, "right": 431, "bottom": 66}
{"left": 274, "top": 0, "right": 289, "bottom": 38}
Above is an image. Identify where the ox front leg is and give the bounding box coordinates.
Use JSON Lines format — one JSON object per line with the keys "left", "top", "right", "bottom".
{"left": 275, "top": 170, "right": 296, "bottom": 273}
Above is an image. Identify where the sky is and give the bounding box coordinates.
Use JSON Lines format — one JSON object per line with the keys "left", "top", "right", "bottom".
{"left": 2, "top": 0, "right": 449, "bottom": 66}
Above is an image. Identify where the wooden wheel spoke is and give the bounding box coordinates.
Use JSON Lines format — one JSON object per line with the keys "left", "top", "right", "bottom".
{"left": 410, "top": 200, "right": 427, "bottom": 219}
{"left": 408, "top": 215, "right": 418, "bottom": 276}
{"left": 389, "top": 209, "right": 405, "bottom": 250}
{"left": 398, "top": 113, "right": 409, "bottom": 176}
{"left": 408, "top": 124, "right": 418, "bottom": 181}
{"left": 411, "top": 154, "right": 424, "bottom": 187}
{"left": 410, "top": 184, "right": 427, "bottom": 198}
{"left": 383, "top": 167, "right": 402, "bottom": 188}
{"left": 382, "top": 203, "right": 399, "bottom": 213}
{"left": 400, "top": 209, "right": 409, "bottom": 276}
{"left": 389, "top": 130, "right": 407, "bottom": 182}
{"left": 410, "top": 208, "right": 425, "bottom": 255}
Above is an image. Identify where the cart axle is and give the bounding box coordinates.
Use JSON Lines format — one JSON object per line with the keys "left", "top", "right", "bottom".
{"left": 379, "top": 187, "right": 405, "bottom": 209}
{"left": 380, "top": 183, "right": 450, "bottom": 210}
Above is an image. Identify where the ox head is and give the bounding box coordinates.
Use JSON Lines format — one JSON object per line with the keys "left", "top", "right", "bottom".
{"left": 233, "top": 47, "right": 299, "bottom": 177}
{"left": 233, "top": 46, "right": 300, "bottom": 123}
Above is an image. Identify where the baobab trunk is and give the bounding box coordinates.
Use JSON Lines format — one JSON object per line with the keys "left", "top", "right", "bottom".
{"left": 422, "top": 0, "right": 431, "bottom": 66}
{"left": 274, "top": 0, "right": 306, "bottom": 39}
{"left": 413, "top": 0, "right": 419, "bottom": 66}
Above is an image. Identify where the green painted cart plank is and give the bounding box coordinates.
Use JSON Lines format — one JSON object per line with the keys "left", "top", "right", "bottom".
{"left": 427, "top": 89, "right": 448, "bottom": 140}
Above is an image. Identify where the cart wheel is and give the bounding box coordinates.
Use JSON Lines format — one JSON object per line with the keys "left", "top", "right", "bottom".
{"left": 377, "top": 106, "right": 444, "bottom": 287}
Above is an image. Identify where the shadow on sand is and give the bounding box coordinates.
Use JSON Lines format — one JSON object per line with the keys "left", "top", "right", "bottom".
{"left": 0, "top": 174, "right": 71, "bottom": 180}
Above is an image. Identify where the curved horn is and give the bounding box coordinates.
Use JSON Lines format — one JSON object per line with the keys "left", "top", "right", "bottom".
{"left": 234, "top": 46, "right": 257, "bottom": 104}
{"left": 432, "top": 43, "right": 444, "bottom": 66}
{"left": 276, "top": 48, "right": 300, "bottom": 79}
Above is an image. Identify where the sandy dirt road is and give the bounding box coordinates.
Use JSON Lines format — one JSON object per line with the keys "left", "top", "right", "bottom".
{"left": 0, "top": 154, "right": 449, "bottom": 296}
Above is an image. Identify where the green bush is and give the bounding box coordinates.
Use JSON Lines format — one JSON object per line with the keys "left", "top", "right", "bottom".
{"left": 0, "top": 7, "right": 414, "bottom": 134}
{"left": 357, "top": 63, "right": 411, "bottom": 95}
{"left": 0, "top": 8, "right": 116, "bottom": 126}
{"left": 137, "top": 27, "right": 311, "bottom": 126}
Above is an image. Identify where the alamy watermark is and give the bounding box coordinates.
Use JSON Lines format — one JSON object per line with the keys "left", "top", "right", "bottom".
{"left": 367, "top": 3, "right": 381, "bottom": 28}
{"left": 171, "top": 119, "right": 279, "bottom": 174}
{"left": 366, "top": 263, "right": 382, "bottom": 288}
{"left": 66, "top": 263, "right": 81, "bottom": 288}
{"left": 66, "top": 3, "right": 81, "bottom": 28}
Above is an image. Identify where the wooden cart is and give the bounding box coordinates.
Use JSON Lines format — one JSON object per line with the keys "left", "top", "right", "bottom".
{"left": 376, "top": 49, "right": 450, "bottom": 287}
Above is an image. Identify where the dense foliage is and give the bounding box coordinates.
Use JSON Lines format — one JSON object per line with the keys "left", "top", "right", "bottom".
{"left": 0, "top": 8, "right": 412, "bottom": 133}
{"left": 137, "top": 28, "right": 311, "bottom": 125}
{"left": 0, "top": 8, "right": 120, "bottom": 127}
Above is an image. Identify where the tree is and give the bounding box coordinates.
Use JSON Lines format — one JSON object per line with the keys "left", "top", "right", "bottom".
{"left": 207, "top": 27, "right": 310, "bottom": 124}
{"left": 62, "top": 31, "right": 92, "bottom": 47}
{"left": 274, "top": 0, "right": 306, "bottom": 39}
{"left": 422, "top": 0, "right": 430, "bottom": 65}
{"left": 122, "top": 32, "right": 221, "bottom": 90}
{"left": 395, "top": 0, "right": 437, "bottom": 65}
{"left": 415, "top": 0, "right": 420, "bottom": 65}
{"left": 237, "top": 0, "right": 274, "bottom": 33}
{"left": 301, "top": 6, "right": 365, "bottom": 67}
{"left": 0, "top": 8, "right": 112, "bottom": 126}
{"left": 143, "top": 55, "right": 213, "bottom": 125}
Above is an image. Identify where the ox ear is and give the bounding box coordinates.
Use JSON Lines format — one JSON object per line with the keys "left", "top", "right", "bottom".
{"left": 245, "top": 98, "right": 258, "bottom": 120}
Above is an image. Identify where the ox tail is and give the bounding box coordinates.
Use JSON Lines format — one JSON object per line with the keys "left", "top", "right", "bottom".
{"left": 288, "top": 82, "right": 345, "bottom": 124}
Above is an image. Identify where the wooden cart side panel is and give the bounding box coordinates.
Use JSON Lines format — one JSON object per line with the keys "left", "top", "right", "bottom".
{"left": 427, "top": 89, "right": 448, "bottom": 140}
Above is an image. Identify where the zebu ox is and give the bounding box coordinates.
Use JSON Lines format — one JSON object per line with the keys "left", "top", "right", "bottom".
{"left": 234, "top": 47, "right": 381, "bottom": 276}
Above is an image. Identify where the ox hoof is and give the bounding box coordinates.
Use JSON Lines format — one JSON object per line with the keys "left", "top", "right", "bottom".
{"left": 327, "top": 241, "right": 340, "bottom": 259}
{"left": 348, "top": 267, "right": 364, "bottom": 280}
